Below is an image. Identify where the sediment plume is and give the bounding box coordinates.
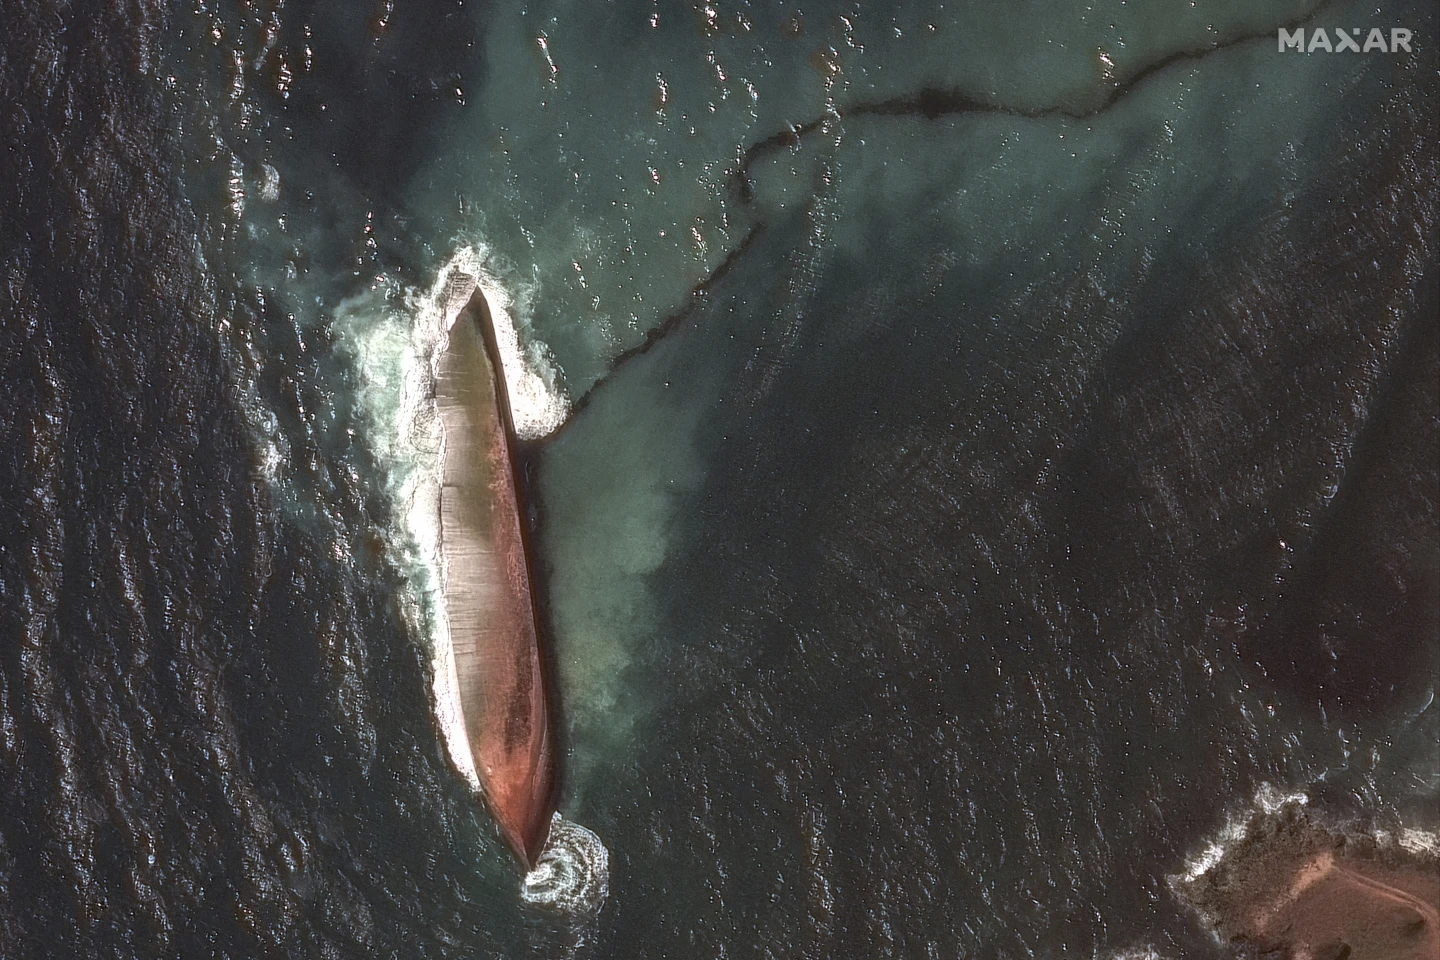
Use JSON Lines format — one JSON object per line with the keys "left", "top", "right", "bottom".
{"left": 435, "top": 280, "right": 555, "bottom": 867}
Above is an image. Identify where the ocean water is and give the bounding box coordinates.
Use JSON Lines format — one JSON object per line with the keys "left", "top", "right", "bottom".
{"left": 1, "top": 0, "right": 1436, "bottom": 957}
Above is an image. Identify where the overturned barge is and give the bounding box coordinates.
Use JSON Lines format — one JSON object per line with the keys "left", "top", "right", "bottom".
{"left": 435, "top": 285, "right": 555, "bottom": 867}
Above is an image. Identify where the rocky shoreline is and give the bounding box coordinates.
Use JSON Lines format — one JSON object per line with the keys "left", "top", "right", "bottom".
{"left": 1177, "top": 802, "right": 1439, "bottom": 960}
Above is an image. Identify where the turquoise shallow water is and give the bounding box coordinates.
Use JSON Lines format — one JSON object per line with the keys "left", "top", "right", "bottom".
{"left": 0, "top": 0, "right": 1435, "bottom": 956}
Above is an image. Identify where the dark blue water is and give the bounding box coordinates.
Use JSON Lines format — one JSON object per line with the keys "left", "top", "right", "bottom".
{"left": 1, "top": 1, "right": 1436, "bottom": 958}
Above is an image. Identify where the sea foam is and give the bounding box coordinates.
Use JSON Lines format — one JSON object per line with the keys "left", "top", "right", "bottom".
{"left": 523, "top": 813, "right": 610, "bottom": 916}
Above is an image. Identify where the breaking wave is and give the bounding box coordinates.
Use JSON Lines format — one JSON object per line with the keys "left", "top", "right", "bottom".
{"left": 1172, "top": 782, "right": 1310, "bottom": 886}
{"left": 522, "top": 813, "right": 610, "bottom": 916}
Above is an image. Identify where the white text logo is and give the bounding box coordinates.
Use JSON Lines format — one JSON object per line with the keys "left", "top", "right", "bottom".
{"left": 1279, "top": 27, "right": 1414, "bottom": 53}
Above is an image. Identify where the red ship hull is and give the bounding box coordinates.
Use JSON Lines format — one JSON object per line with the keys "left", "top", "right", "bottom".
{"left": 435, "top": 285, "right": 554, "bottom": 867}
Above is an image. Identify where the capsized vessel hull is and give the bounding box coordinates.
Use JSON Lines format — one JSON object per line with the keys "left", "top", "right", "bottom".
{"left": 435, "top": 285, "right": 554, "bottom": 867}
